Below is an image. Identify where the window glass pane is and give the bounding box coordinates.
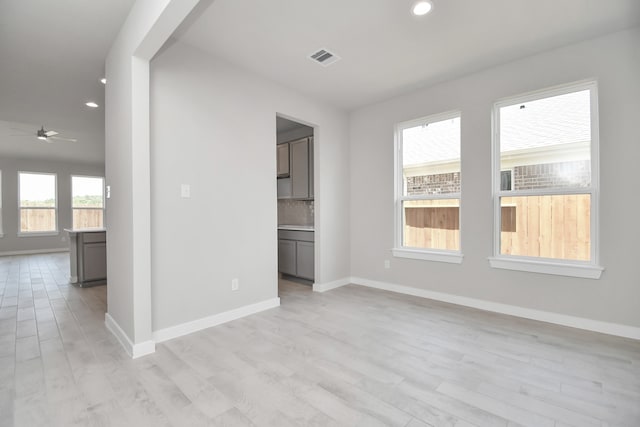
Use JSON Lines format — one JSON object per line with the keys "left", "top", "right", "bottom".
{"left": 19, "top": 173, "right": 56, "bottom": 207}
{"left": 20, "top": 208, "right": 56, "bottom": 232}
{"left": 499, "top": 90, "right": 591, "bottom": 191}
{"left": 73, "top": 209, "right": 104, "bottom": 229}
{"left": 403, "top": 199, "right": 460, "bottom": 251}
{"left": 403, "top": 116, "right": 460, "bottom": 196}
{"left": 500, "top": 195, "right": 590, "bottom": 261}
{"left": 72, "top": 176, "right": 104, "bottom": 208}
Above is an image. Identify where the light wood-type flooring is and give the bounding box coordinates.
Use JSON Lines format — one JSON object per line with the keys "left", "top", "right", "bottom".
{"left": 1, "top": 253, "right": 639, "bottom": 426}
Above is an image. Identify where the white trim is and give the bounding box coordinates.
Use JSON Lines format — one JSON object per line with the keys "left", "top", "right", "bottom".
{"left": 69, "top": 275, "right": 78, "bottom": 284}
{"left": 105, "top": 313, "right": 156, "bottom": 359}
{"left": 153, "top": 297, "right": 281, "bottom": 343}
{"left": 0, "top": 248, "right": 68, "bottom": 257}
{"left": 491, "top": 80, "right": 600, "bottom": 272}
{"left": 313, "top": 277, "right": 351, "bottom": 293}
{"left": 392, "top": 248, "right": 463, "bottom": 264}
{"left": 71, "top": 175, "right": 105, "bottom": 229}
{"left": 17, "top": 231, "right": 60, "bottom": 237}
{"left": 18, "top": 171, "right": 59, "bottom": 235}
{"left": 395, "top": 111, "right": 462, "bottom": 257}
{"left": 488, "top": 257, "right": 603, "bottom": 279}
{"left": 351, "top": 277, "right": 640, "bottom": 340}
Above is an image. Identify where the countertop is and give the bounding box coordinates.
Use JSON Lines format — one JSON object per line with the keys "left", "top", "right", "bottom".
{"left": 64, "top": 228, "right": 107, "bottom": 234}
{"left": 278, "top": 225, "right": 314, "bottom": 231}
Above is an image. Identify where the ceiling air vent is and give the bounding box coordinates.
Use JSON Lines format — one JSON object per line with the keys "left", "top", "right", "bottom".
{"left": 308, "top": 48, "right": 341, "bottom": 67}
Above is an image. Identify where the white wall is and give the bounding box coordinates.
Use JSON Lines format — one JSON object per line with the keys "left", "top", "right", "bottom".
{"left": 349, "top": 28, "right": 640, "bottom": 329}
{"left": 105, "top": 0, "right": 199, "bottom": 354}
{"left": 149, "top": 40, "right": 350, "bottom": 331}
{"left": 0, "top": 157, "right": 103, "bottom": 254}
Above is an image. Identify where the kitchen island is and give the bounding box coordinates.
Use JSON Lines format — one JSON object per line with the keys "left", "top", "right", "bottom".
{"left": 65, "top": 228, "right": 107, "bottom": 287}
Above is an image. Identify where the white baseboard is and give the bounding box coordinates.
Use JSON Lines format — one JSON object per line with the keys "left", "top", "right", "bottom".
{"left": 351, "top": 277, "right": 640, "bottom": 341}
{"left": 105, "top": 313, "right": 156, "bottom": 359}
{"left": 0, "top": 248, "right": 69, "bottom": 257}
{"left": 313, "top": 277, "right": 352, "bottom": 293}
{"left": 153, "top": 297, "right": 281, "bottom": 343}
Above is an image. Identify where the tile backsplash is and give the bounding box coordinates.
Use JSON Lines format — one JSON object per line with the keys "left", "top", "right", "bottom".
{"left": 278, "top": 200, "right": 314, "bottom": 226}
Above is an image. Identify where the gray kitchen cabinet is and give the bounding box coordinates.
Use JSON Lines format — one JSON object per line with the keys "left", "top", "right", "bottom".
{"left": 277, "top": 230, "right": 314, "bottom": 280}
{"left": 277, "top": 137, "right": 313, "bottom": 200}
{"left": 66, "top": 229, "right": 107, "bottom": 287}
{"left": 296, "top": 241, "right": 314, "bottom": 280}
{"left": 290, "top": 138, "right": 310, "bottom": 199}
{"left": 83, "top": 242, "right": 107, "bottom": 281}
{"left": 277, "top": 177, "right": 292, "bottom": 199}
{"left": 276, "top": 142, "right": 290, "bottom": 177}
{"left": 309, "top": 137, "right": 314, "bottom": 198}
{"left": 278, "top": 239, "right": 297, "bottom": 275}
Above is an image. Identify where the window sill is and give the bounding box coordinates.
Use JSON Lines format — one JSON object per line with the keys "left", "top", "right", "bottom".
{"left": 17, "top": 231, "right": 59, "bottom": 238}
{"left": 488, "top": 257, "right": 604, "bottom": 279}
{"left": 392, "top": 248, "right": 463, "bottom": 264}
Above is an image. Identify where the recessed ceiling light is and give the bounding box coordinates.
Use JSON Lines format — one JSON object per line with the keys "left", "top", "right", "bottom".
{"left": 100, "top": 78, "right": 107, "bottom": 84}
{"left": 85, "top": 101, "right": 99, "bottom": 108}
{"left": 412, "top": 0, "right": 433, "bottom": 16}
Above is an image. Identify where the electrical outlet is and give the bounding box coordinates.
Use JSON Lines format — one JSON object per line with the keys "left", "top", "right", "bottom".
{"left": 384, "top": 259, "right": 390, "bottom": 269}
{"left": 231, "top": 278, "right": 239, "bottom": 291}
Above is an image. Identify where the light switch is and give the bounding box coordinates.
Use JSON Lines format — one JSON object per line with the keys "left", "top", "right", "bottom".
{"left": 106, "top": 185, "right": 111, "bottom": 199}
{"left": 181, "top": 184, "right": 191, "bottom": 198}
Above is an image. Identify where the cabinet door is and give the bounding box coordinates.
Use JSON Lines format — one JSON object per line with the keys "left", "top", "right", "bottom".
{"left": 83, "top": 242, "right": 107, "bottom": 281}
{"left": 277, "top": 177, "right": 292, "bottom": 199}
{"left": 276, "top": 143, "right": 289, "bottom": 177}
{"left": 296, "top": 241, "right": 315, "bottom": 280}
{"left": 290, "top": 138, "right": 309, "bottom": 199}
{"left": 278, "top": 239, "right": 296, "bottom": 275}
{"left": 309, "top": 137, "right": 314, "bottom": 198}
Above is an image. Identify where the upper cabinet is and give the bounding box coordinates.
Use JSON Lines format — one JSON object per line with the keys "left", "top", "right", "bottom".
{"left": 277, "top": 137, "right": 314, "bottom": 200}
{"left": 276, "top": 143, "right": 290, "bottom": 178}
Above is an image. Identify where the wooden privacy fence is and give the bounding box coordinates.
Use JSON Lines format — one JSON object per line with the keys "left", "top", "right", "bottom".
{"left": 20, "top": 209, "right": 103, "bottom": 232}
{"left": 404, "top": 194, "right": 591, "bottom": 260}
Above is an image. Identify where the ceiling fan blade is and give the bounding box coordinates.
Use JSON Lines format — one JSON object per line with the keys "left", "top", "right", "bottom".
{"left": 50, "top": 135, "right": 78, "bottom": 142}
{"left": 44, "top": 130, "right": 59, "bottom": 137}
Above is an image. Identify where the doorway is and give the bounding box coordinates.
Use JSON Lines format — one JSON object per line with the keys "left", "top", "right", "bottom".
{"left": 275, "top": 116, "right": 315, "bottom": 295}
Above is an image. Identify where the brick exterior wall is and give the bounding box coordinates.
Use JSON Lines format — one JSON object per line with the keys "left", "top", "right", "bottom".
{"left": 512, "top": 160, "right": 590, "bottom": 190}
{"left": 406, "top": 160, "right": 590, "bottom": 195}
{"left": 406, "top": 172, "right": 460, "bottom": 195}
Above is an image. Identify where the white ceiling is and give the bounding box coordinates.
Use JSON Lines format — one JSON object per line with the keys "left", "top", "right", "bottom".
{"left": 1, "top": 0, "right": 637, "bottom": 164}
{"left": 0, "top": 0, "right": 135, "bottom": 163}
{"left": 177, "top": 0, "right": 640, "bottom": 111}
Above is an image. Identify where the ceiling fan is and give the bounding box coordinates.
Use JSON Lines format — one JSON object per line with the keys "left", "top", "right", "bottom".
{"left": 35, "top": 126, "right": 77, "bottom": 143}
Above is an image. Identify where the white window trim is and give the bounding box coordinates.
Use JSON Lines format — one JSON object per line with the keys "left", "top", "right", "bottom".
{"left": 490, "top": 80, "right": 603, "bottom": 279}
{"left": 17, "top": 231, "right": 60, "bottom": 237}
{"left": 393, "top": 110, "right": 464, "bottom": 263}
{"left": 18, "top": 171, "right": 58, "bottom": 235}
{"left": 71, "top": 175, "right": 105, "bottom": 229}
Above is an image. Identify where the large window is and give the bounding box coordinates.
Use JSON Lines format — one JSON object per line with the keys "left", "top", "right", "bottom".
{"left": 72, "top": 176, "right": 105, "bottom": 229}
{"left": 393, "top": 111, "right": 462, "bottom": 263}
{"left": 490, "top": 81, "right": 602, "bottom": 278}
{"left": 19, "top": 172, "right": 57, "bottom": 234}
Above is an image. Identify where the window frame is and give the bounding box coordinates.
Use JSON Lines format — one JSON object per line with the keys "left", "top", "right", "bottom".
{"left": 18, "top": 171, "right": 59, "bottom": 236}
{"left": 489, "top": 80, "right": 603, "bottom": 279}
{"left": 393, "top": 110, "right": 464, "bottom": 264}
{"left": 71, "top": 175, "right": 105, "bottom": 230}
